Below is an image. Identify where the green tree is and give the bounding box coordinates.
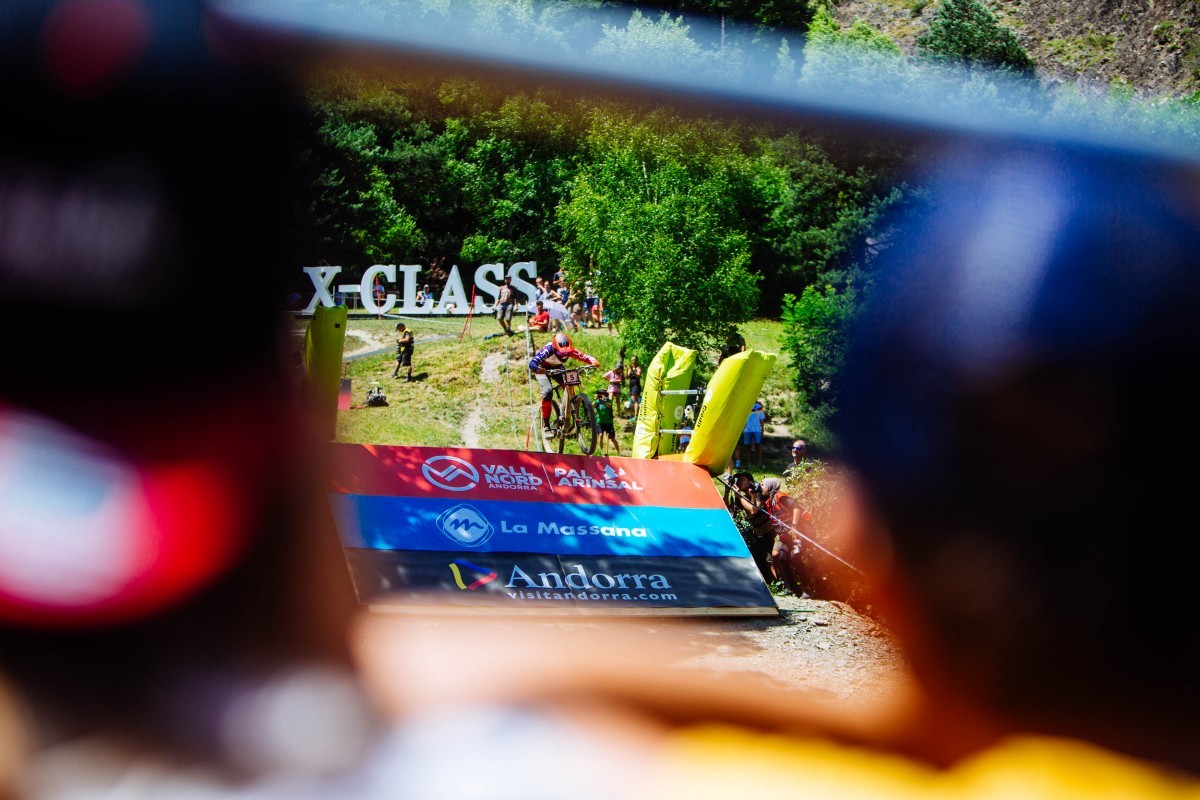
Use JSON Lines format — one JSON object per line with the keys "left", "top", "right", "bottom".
{"left": 780, "top": 282, "right": 858, "bottom": 411}
{"left": 296, "top": 110, "right": 409, "bottom": 267}
{"left": 450, "top": 93, "right": 580, "bottom": 266}
{"left": 591, "top": 11, "right": 710, "bottom": 72}
{"left": 751, "top": 133, "right": 908, "bottom": 297}
{"left": 353, "top": 165, "right": 427, "bottom": 262}
{"left": 916, "top": 0, "right": 1034, "bottom": 73}
{"left": 799, "top": 5, "right": 908, "bottom": 93}
{"left": 297, "top": 72, "right": 449, "bottom": 268}
{"left": 557, "top": 111, "right": 759, "bottom": 358}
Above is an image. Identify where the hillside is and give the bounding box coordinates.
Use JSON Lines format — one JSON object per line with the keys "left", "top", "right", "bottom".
{"left": 833, "top": 0, "right": 1200, "bottom": 98}
{"left": 329, "top": 316, "right": 802, "bottom": 468}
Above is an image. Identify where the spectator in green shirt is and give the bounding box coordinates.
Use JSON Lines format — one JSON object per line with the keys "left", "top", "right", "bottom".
{"left": 594, "top": 390, "right": 619, "bottom": 455}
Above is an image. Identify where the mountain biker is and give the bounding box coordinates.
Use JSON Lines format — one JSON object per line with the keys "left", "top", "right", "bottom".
{"left": 529, "top": 332, "right": 599, "bottom": 437}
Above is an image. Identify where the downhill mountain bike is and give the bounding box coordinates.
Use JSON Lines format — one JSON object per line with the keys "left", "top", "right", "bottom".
{"left": 542, "top": 365, "right": 598, "bottom": 455}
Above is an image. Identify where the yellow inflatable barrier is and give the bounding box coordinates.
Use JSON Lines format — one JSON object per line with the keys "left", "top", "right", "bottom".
{"left": 304, "top": 304, "right": 348, "bottom": 440}
{"left": 631, "top": 342, "right": 697, "bottom": 459}
{"left": 684, "top": 350, "right": 776, "bottom": 475}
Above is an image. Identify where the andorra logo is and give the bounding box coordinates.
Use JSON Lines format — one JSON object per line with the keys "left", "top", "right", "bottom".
{"left": 448, "top": 558, "right": 498, "bottom": 591}
{"left": 436, "top": 503, "right": 494, "bottom": 547}
{"left": 422, "top": 455, "right": 479, "bottom": 492}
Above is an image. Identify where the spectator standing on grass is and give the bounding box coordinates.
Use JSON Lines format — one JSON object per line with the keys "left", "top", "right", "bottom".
{"left": 604, "top": 363, "right": 623, "bottom": 412}
{"left": 677, "top": 406, "right": 694, "bottom": 452}
{"left": 594, "top": 389, "right": 620, "bottom": 455}
{"left": 784, "top": 438, "right": 809, "bottom": 480}
{"left": 392, "top": 322, "right": 414, "bottom": 381}
{"left": 719, "top": 327, "right": 746, "bottom": 364}
{"left": 735, "top": 400, "right": 765, "bottom": 468}
{"left": 626, "top": 354, "right": 643, "bottom": 420}
{"left": 372, "top": 274, "right": 386, "bottom": 319}
{"left": 599, "top": 296, "right": 614, "bottom": 333}
{"left": 496, "top": 275, "right": 516, "bottom": 336}
{"left": 585, "top": 282, "right": 601, "bottom": 327}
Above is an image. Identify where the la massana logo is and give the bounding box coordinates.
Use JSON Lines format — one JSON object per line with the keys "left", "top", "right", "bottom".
{"left": 436, "top": 503, "right": 494, "bottom": 547}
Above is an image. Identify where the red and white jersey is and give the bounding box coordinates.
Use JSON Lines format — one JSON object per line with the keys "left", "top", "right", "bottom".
{"left": 528, "top": 341, "right": 598, "bottom": 372}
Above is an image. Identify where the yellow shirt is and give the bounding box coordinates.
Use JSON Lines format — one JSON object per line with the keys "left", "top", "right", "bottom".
{"left": 656, "top": 726, "right": 1200, "bottom": 800}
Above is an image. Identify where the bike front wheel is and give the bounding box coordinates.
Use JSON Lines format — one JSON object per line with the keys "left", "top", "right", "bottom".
{"left": 572, "top": 393, "right": 597, "bottom": 455}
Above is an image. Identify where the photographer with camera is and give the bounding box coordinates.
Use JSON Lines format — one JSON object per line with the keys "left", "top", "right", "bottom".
{"left": 724, "top": 473, "right": 775, "bottom": 586}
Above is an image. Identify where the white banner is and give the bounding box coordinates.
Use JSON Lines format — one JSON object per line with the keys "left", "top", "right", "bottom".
{"left": 302, "top": 261, "right": 539, "bottom": 315}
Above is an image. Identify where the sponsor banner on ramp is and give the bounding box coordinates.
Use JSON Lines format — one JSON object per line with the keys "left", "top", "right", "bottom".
{"left": 330, "top": 444, "right": 717, "bottom": 508}
{"left": 328, "top": 445, "right": 776, "bottom": 615}
{"left": 329, "top": 495, "right": 745, "bottom": 557}
{"left": 344, "top": 549, "right": 775, "bottom": 611}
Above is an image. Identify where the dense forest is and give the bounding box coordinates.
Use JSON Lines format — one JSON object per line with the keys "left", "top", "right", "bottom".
{"left": 295, "top": 0, "right": 1200, "bottom": 428}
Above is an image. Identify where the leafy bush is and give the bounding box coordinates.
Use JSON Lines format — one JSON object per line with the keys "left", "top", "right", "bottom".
{"left": 782, "top": 459, "right": 869, "bottom": 608}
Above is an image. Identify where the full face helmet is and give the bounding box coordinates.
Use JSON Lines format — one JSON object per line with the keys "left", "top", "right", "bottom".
{"left": 553, "top": 333, "right": 573, "bottom": 356}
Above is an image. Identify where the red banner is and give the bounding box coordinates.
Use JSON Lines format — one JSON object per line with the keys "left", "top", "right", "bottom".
{"left": 330, "top": 444, "right": 721, "bottom": 509}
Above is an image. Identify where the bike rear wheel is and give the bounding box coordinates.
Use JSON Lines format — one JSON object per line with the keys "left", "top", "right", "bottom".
{"left": 572, "top": 393, "right": 597, "bottom": 455}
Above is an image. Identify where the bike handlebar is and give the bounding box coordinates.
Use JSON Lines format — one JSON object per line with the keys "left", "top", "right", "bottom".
{"left": 545, "top": 364, "right": 597, "bottom": 376}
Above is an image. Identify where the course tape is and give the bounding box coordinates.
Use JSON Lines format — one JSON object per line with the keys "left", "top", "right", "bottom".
{"left": 721, "top": 477, "right": 865, "bottom": 576}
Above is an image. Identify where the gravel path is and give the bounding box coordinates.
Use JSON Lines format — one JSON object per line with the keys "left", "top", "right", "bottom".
{"left": 354, "top": 593, "right": 911, "bottom": 727}
{"left": 461, "top": 351, "right": 508, "bottom": 448}
{"left": 663, "top": 594, "right": 908, "bottom": 707}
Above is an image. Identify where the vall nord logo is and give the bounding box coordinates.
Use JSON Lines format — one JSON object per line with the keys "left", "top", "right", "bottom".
{"left": 436, "top": 503, "right": 494, "bottom": 547}
{"left": 423, "top": 454, "right": 545, "bottom": 493}
{"left": 422, "top": 456, "right": 479, "bottom": 491}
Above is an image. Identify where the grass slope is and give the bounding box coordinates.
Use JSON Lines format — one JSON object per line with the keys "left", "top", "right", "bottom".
{"left": 320, "top": 315, "right": 798, "bottom": 469}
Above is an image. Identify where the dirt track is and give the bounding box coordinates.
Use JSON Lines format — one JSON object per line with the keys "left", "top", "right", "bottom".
{"left": 353, "top": 593, "right": 912, "bottom": 728}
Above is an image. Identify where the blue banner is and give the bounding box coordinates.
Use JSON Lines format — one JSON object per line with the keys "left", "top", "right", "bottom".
{"left": 330, "top": 494, "right": 749, "bottom": 558}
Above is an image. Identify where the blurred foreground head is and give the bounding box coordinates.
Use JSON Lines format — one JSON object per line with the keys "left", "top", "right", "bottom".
{"left": 0, "top": 0, "right": 364, "bottom": 782}
{"left": 837, "top": 143, "right": 1200, "bottom": 769}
